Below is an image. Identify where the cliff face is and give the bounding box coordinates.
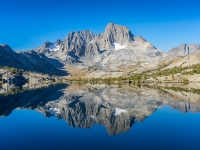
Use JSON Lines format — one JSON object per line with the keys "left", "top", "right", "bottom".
{"left": 167, "top": 44, "right": 200, "bottom": 56}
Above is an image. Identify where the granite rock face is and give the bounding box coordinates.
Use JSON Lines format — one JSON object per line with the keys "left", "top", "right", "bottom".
{"left": 35, "top": 39, "right": 62, "bottom": 54}
{"left": 104, "top": 23, "right": 134, "bottom": 43}
{"left": 167, "top": 44, "right": 200, "bottom": 56}
{"left": 60, "top": 30, "right": 96, "bottom": 54}
{"left": 33, "top": 23, "right": 166, "bottom": 76}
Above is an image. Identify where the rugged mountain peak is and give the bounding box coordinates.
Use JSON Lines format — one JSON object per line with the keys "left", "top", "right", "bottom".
{"left": 31, "top": 23, "right": 164, "bottom": 75}
{"left": 55, "top": 39, "right": 62, "bottom": 45}
{"left": 42, "top": 41, "right": 53, "bottom": 48}
{"left": 34, "top": 39, "right": 62, "bottom": 54}
{"left": 134, "top": 36, "right": 146, "bottom": 43}
{"left": 60, "top": 30, "right": 96, "bottom": 53}
{"left": 103, "top": 23, "right": 134, "bottom": 44}
{"left": 167, "top": 43, "right": 200, "bottom": 56}
{"left": 189, "top": 44, "right": 200, "bottom": 50}
{"left": 66, "top": 30, "right": 95, "bottom": 45}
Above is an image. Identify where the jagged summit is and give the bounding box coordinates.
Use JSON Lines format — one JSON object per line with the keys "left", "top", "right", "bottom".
{"left": 35, "top": 23, "right": 154, "bottom": 56}
{"left": 30, "top": 23, "right": 164, "bottom": 76}
{"left": 35, "top": 39, "right": 62, "bottom": 54}
{"left": 60, "top": 30, "right": 96, "bottom": 54}
{"left": 55, "top": 39, "right": 62, "bottom": 45}
{"left": 2, "top": 22, "right": 200, "bottom": 78}
{"left": 104, "top": 22, "right": 134, "bottom": 44}
{"left": 105, "top": 22, "right": 129, "bottom": 31}
{"left": 1, "top": 23, "right": 200, "bottom": 78}
{"left": 0, "top": 23, "right": 166, "bottom": 77}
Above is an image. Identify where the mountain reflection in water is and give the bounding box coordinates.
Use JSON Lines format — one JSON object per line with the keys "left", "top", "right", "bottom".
{"left": 0, "top": 83, "right": 200, "bottom": 136}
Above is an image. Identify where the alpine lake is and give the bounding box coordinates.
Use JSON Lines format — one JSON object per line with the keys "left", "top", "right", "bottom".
{"left": 0, "top": 82, "right": 200, "bottom": 150}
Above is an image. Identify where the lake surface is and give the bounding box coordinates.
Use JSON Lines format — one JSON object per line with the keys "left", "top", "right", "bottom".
{"left": 0, "top": 83, "right": 200, "bottom": 150}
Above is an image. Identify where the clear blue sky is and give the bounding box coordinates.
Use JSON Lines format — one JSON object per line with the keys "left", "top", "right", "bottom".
{"left": 0, "top": 0, "right": 200, "bottom": 51}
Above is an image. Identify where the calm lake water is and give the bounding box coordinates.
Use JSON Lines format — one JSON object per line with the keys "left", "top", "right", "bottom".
{"left": 0, "top": 84, "right": 200, "bottom": 150}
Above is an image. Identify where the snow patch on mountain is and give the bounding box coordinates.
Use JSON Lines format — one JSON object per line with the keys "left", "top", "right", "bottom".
{"left": 113, "top": 43, "right": 126, "bottom": 50}
{"left": 49, "top": 43, "right": 59, "bottom": 51}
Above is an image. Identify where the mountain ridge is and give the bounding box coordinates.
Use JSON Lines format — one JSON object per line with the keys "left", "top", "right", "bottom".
{"left": 0, "top": 44, "right": 67, "bottom": 76}
{"left": 32, "top": 23, "right": 166, "bottom": 77}
{"left": 1, "top": 23, "right": 200, "bottom": 78}
{"left": 167, "top": 43, "right": 200, "bottom": 56}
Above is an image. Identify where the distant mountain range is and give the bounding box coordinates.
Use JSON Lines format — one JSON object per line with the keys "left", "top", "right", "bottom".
{"left": 1, "top": 23, "right": 200, "bottom": 77}
{"left": 0, "top": 44, "right": 67, "bottom": 76}
{"left": 167, "top": 44, "right": 200, "bottom": 56}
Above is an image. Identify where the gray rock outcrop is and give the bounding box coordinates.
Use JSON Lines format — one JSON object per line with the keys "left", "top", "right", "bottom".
{"left": 168, "top": 44, "right": 200, "bottom": 56}
{"left": 59, "top": 30, "right": 96, "bottom": 55}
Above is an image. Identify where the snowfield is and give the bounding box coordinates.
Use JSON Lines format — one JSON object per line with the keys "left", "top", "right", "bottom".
{"left": 49, "top": 43, "right": 59, "bottom": 51}
{"left": 113, "top": 43, "right": 126, "bottom": 50}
